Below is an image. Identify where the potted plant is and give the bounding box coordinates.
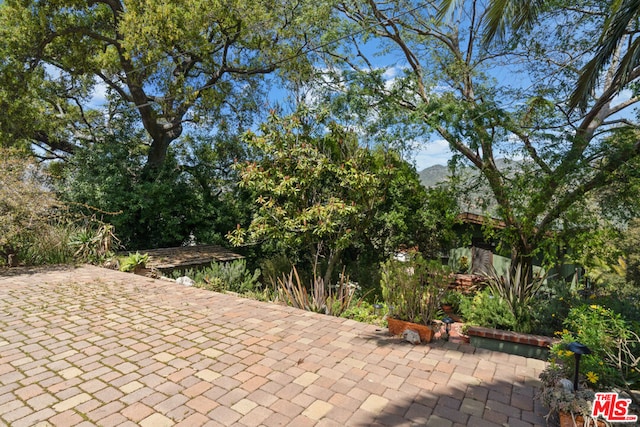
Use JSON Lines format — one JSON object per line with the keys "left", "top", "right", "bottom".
{"left": 457, "top": 255, "right": 469, "bottom": 274}
{"left": 381, "top": 252, "right": 449, "bottom": 343}
{"left": 459, "top": 323, "right": 471, "bottom": 344}
{"left": 538, "top": 364, "right": 603, "bottom": 427}
{"left": 119, "top": 251, "right": 150, "bottom": 275}
{"left": 441, "top": 290, "right": 462, "bottom": 314}
{"left": 538, "top": 304, "right": 640, "bottom": 426}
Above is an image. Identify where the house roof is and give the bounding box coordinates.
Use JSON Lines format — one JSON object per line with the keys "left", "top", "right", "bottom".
{"left": 131, "top": 245, "right": 244, "bottom": 271}
{"left": 457, "top": 212, "right": 506, "bottom": 229}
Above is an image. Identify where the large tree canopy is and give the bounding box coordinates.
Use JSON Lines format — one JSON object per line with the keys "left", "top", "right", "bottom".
{"left": 228, "top": 110, "right": 454, "bottom": 284}
{"left": 333, "top": 0, "right": 640, "bottom": 270}
{"left": 0, "top": 0, "right": 333, "bottom": 171}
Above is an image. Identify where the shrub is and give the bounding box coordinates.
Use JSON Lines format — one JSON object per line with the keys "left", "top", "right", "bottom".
{"left": 176, "top": 259, "right": 261, "bottom": 294}
{"left": 459, "top": 288, "right": 518, "bottom": 331}
{"left": 0, "top": 148, "right": 72, "bottom": 266}
{"left": 529, "top": 279, "right": 579, "bottom": 336}
{"left": 380, "top": 253, "right": 449, "bottom": 324}
{"left": 20, "top": 220, "right": 75, "bottom": 265}
{"left": 340, "top": 301, "right": 386, "bottom": 326}
{"left": 482, "top": 262, "right": 547, "bottom": 333}
{"left": 119, "top": 252, "right": 149, "bottom": 272}
{"left": 69, "top": 222, "right": 120, "bottom": 264}
{"left": 276, "top": 266, "right": 362, "bottom": 317}
{"left": 441, "top": 290, "right": 464, "bottom": 312}
{"left": 550, "top": 304, "right": 640, "bottom": 401}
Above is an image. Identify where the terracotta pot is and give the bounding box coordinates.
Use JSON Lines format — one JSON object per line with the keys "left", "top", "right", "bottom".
{"left": 133, "top": 266, "right": 151, "bottom": 276}
{"left": 441, "top": 304, "right": 453, "bottom": 314}
{"left": 387, "top": 317, "right": 435, "bottom": 343}
{"left": 558, "top": 412, "right": 606, "bottom": 427}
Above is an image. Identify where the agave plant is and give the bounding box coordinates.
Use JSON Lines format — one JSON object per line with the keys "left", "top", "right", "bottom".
{"left": 482, "top": 262, "right": 547, "bottom": 332}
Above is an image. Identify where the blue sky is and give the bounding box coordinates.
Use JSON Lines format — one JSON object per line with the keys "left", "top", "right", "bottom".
{"left": 412, "top": 139, "right": 452, "bottom": 170}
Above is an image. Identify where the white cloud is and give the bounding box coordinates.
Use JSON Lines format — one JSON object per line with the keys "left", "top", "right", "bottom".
{"left": 90, "top": 82, "right": 108, "bottom": 107}
{"left": 411, "top": 139, "right": 452, "bottom": 170}
{"left": 612, "top": 88, "right": 633, "bottom": 107}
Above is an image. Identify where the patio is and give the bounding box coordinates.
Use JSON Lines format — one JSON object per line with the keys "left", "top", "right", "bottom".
{"left": 0, "top": 265, "right": 548, "bottom": 426}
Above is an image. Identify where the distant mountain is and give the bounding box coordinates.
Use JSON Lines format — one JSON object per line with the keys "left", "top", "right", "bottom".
{"left": 418, "top": 158, "right": 517, "bottom": 188}
{"left": 418, "top": 164, "right": 449, "bottom": 187}
{"left": 418, "top": 159, "right": 518, "bottom": 215}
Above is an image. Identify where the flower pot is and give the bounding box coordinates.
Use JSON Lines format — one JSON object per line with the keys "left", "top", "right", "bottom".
{"left": 441, "top": 304, "right": 453, "bottom": 314}
{"left": 387, "top": 317, "right": 435, "bottom": 343}
{"left": 133, "top": 265, "right": 151, "bottom": 276}
{"left": 558, "top": 412, "right": 606, "bottom": 427}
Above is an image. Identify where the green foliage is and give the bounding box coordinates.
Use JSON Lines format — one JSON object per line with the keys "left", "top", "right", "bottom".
{"left": 621, "top": 218, "right": 640, "bottom": 288}
{"left": 176, "top": 260, "right": 261, "bottom": 294}
{"left": 259, "top": 254, "right": 294, "bottom": 290}
{"left": 550, "top": 304, "right": 640, "bottom": 397}
{"left": 337, "top": 0, "right": 640, "bottom": 274}
{"left": 0, "top": 148, "right": 74, "bottom": 266}
{"left": 69, "top": 222, "right": 120, "bottom": 264}
{"left": 57, "top": 134, "right": 243, "bottom": 250}
{"left": 0, "top": 0, "right": 336, "bottom": 169}
{"left": 229, "top": 112, "right": 378, "bottom": 251}
{"left": 276, "top": 266, "right": 362, "bottom": 317}
{"left": 340, "top": 301, "right": 386, "bottom": 326}
{"left": 119, "top": 252, "right": 149, "bottom": 273}
{"left": 380, "top": 253, "right": 449, "bottom": 325}
{"left": 482, "top": 262, "right": 547, "bottom": 332}
{"left": 528, "top": 280, "right": 578, "bottom": 336}
{"left": 19, "top": 221, "right": 76, "bottom": 266}
{"left": 229, "top": 110, "right": 445, "bottom": 285}
{"left": 459, "top": 288, "right": 518, "bottom": 331}
{"left": 441, "top": 290, "right": 464, "bottom": 312}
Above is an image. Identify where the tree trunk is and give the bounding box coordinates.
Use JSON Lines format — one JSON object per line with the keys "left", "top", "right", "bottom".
{"left": 146, "top": 136, "right": 171, "bottom": 171}
{"left": 511, "top": 244, "right": 535, "bottom": 283}
{"left": 323, "top": 248, "right": 342, "bottom": 288}
{"left": 142, "top": 125, "right": 183, "bottom": 176}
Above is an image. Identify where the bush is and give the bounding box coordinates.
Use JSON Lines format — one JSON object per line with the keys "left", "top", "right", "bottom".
{"left": 340, "top": 301, "right": 386, "bottom": 326}
{"left": 459, "top": 288, "right": 518, "bottom": 331}
{"left": 550, "top": 304, "right": 640, "bottom": 397}
{"left": 20, "top": 220, "right": 75, "bottom": 265}
{"left": 528, "top": 279, "right": 579, "bottom": 336}
{"left": 58, "top": 139, "right": 244, "bottom": 250}
{"left": 176, "top": 259, "right": 261, "bottom": 294}
{"left": 482, "top": 262, "right": 546, "bottom": 333}
{"left": 276, "top": 266, "right": 362, "bottom": 317}
{"left": 119, "top": 252, "right": 150, "bottom": 272}
{"left": 69, "top": 222, "right": 120, "bottom": 264}
{"left": 380, "top": 252, "right": 449, "bottom": 324}
{"left": 0, "top": 149, "right": 73, "bottom": 266}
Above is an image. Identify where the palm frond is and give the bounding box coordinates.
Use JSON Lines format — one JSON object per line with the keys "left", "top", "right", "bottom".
{"left": 570, "top": 0, "right": 640, "bottom": 111}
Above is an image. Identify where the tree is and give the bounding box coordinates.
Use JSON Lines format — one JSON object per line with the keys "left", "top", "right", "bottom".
{"left": 55, "top": 109, "right": 249, "bottom": 250}
{"left": 228, "top": 110, "right": 450, "bottom": 285}
{"left": 0, "top": 0, "right": 333, "bottom": 172}
{"left": 440, "top": 0, "right": 640, "bottom": 110}
{"left": 334, "top": 0, "right": 640, "bottom": 273}
{"left": 621, "top": 219, "right": 640, "bottom": 287}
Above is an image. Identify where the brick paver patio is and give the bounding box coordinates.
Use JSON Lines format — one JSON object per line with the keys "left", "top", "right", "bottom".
{"left": 0, "top": 265, "right": 548, "bottom": 426}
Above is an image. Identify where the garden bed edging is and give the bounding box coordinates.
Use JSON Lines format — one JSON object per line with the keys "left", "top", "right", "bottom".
{"left": 466, "top": 326, "right": 558, "bottom": 360}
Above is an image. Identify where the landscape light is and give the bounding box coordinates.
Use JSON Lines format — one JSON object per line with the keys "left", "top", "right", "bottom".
{"left": 567, "top": 341, "right": 592, "bottom": 391}
{"left": 442, "top": 316, "right": 454, "bottom": 341}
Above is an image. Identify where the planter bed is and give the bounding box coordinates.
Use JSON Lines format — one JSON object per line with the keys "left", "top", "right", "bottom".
{"left": 466, "top": 326, "right": 558, "bottom": 360}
